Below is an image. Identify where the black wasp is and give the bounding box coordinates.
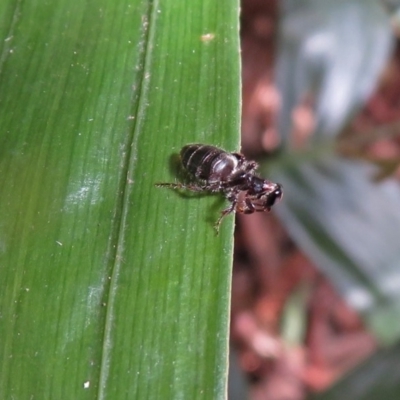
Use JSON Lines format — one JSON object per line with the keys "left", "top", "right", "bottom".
{"left": 156, "top": 144, "right": 283, "bottom": 233}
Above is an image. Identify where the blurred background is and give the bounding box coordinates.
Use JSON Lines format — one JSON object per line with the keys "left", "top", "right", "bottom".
{"left": 229, "top": 1, "right": 400, "bottom": 399}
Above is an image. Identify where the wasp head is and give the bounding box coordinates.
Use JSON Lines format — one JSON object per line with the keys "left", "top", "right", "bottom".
{"left": 262, "top": 182, "right": 283, "bottom": 208}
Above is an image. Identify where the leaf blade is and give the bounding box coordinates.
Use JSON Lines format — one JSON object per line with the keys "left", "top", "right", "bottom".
{"left": 0, "top": 0, "right": 240, "bottom": 398}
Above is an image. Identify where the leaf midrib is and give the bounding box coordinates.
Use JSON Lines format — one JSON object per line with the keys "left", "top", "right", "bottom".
{"left": 96, "top": 0, "right": 157, "bottom": 397}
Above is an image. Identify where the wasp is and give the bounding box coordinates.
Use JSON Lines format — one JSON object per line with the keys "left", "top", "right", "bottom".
{"left": 156, "top": 144, "right": 283, "bottom": 232}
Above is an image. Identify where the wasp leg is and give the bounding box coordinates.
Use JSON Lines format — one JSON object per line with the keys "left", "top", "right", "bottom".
{"left": 155, "top": 182, "right": 207, "bottom": 192}
{"left": 239, "top": 197, "right": 272, "bottom": 214}
{"left": 213, "top": 191, "right": 239, "bottom": 234}
{"left": 214, "top": 202, "right": 237, "bottom": 234}
{"left": 244, "top": 160, "right": 258, "bottom": 173}
{"left": 236, "top": 197, "right": 256, "bottom": 214}
{"left": 232, "top": 153, "right": 258, "bottom": 173}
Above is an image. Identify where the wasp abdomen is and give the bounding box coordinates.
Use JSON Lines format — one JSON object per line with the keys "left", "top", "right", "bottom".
{"left": 181, "top": 144, "right": 238, "bottom": 182}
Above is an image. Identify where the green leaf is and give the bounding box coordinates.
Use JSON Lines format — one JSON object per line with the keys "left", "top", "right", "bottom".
{"left": 272, "top": 0, "right": 400, "bottom": 344}
{"left": 272, "top": 156, "right": 400, "bottom": 344}
{"left": 0, "top": 0, "right": 240, "bottom": 398}
{"left": 277, "top": 0, "right": 392, "bottom": 142}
